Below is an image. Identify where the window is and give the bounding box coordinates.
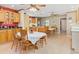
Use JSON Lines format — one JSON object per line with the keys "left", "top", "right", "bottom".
{"left": 45, "top": 20, "right": 49, "bottom": 26}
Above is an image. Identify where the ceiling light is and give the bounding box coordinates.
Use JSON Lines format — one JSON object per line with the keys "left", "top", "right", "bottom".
{"left": 11, "top": 5, "right": 15, "bottom": 7}
{"left": 29, "top": 7, "right": 37, "bottom": 11}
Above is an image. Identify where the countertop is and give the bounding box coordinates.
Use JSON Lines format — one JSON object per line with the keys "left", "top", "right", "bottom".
{"left": 71, "top": 25, "right": 79, "bottom": 31}
{"left": 0, "top": 28, "right": 21, "bottom": 30}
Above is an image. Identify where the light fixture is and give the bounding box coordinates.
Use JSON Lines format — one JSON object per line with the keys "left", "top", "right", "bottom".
{"left": 29, "top": 7, "right": 37, "bottom": 11}
{"left": 11, "top": 5, "right": 15, "bottom": 7}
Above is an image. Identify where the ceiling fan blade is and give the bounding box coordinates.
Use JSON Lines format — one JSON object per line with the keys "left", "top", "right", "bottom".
{"left": 30, "top": 4, "right": 35, "bottom": 7}
{"left": 37, "top": 4, "right": 46, "bottom": 7}
{"left": 34, "top": 6, "right": 40, "bottom": 10}
{"left": 32, "top": 6, "right": 40, "bottom": 10}
{"left": 17, "top": 7, "right": 31, "bottom": 11}
{"left": 25, "top": 7, "right": 31, "bottom": 10}
{"left": 31, "top": 4, "right": 46, "bottom": 7}
{"left": 18, "top": 4, "right": 44, "bottom": 11}
{"left": 17, "top": 9, "right": 24, "bottom": 11}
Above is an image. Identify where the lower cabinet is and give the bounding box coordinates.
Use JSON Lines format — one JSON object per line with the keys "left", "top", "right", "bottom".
{"left": 7, "top": 29, "right": 14, "bottom": 42}
{"left": 0, "top": 29, "right": 15, "bottom": 44}
{"left": 38, "top": 26, "right": 48, "bottom": 33}
{"left": 0, "top": 30, "right": 7, "bottom": 43}
{"left": 0, "top": 28, "right": 21, "bottom": 44}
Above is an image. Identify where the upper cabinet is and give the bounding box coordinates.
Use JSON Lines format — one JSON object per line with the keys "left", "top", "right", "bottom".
{"left": 9, "top": 11, "right": 14, "bottom": 23}
{"left": 0, "top": 8, "right": 5, "bottom": 22}
{"left": 0, "top": 6, "right": 20, "bottom": 23}
{"left": 31, "top": 17, "right": 37, "bottom": 23}
{"left": 29, "top": 17, "right": 37, "bottom": 27}
{"left": 13, "top": 13, "right": 20, "bottom": 23}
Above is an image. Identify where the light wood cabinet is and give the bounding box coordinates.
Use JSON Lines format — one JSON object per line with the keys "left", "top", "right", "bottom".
{"left": 29, "top": 17, "right": 37, "bottom": 27}
{"left": 7, "top": 29, "right": 14, "bottom": 41}
{"left": 13, "top": 13, "right": 20, "bottom": 23}
{"left": 0, "top": 9, "right": 5, "bottom": 22}
{"left": 0, "top": 6, "right": 20, "bottom": 23}
{"left": 9, "top": 11, "right": 14, "bottom": 23}
{"left": 38, "top": 26, "right": 48, "bottom": 33}
{"left": 0, "top": 6, "right": 20, "bottom": 44}
{"left": 32, "top": 18, "right": 37, "bottom": 23}
{"left": 4, "top": 10, "right": 10, "bottom": 24}
{"left": 0, "top": 28, "right": 21, "bottom": 44}
{"left": 0, "top": 30, "right": 7, "bottom": 43}
{"left": 0, "top": 29, "right": 13, "bottom": 43}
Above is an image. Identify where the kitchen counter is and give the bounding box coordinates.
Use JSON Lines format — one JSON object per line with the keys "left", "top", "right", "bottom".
{"left": 71, "top": 24, "right": 79, "bottom": 31}
{"left": 71, "top": 25, "right": 79, "bottom": 31}
{"left": 0, "top": 28, "right": 21, "bottom": 44}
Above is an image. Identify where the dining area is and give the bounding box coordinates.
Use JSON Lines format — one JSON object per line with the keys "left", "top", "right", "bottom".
{"left": 0, "top": 5, "right": 49, "bottom": 54}
{"left": 10, "top": 27, "right": 47, "bottom": 53}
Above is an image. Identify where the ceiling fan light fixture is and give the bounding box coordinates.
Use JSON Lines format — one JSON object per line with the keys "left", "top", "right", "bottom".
{"left": 11, "top": 5, "right": 15, "bottom": 7}
{"left": 29, "top": 7, "right": 37, "bottom": 11}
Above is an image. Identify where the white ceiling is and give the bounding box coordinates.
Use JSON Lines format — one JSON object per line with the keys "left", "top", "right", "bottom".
{"left": 1, "top": 4, "right": 79, "bottom": 17}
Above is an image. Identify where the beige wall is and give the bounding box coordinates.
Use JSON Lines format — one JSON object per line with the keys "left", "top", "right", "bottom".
{"left": 50, "top": 15, "right": 60, "bottom": 33}
{"left": 66, "top": 11, "right": 77, "bottom": 34}
{"left": 24, "top": 14, "right": 29, "bottom": 28}
{"left": 41, "top": 12, "right": 77, "bottom": 34}
{"left": 40, "top": 15, "right": 60, "bottom": 33}
{"left": 18, "top": 10, "right": 30, "bottom": 33}
{"left": 18, "top": 10, "right": 77, "bottom": 34}
{"left": 18, "top": 10, "right": 25, "bottom": 28}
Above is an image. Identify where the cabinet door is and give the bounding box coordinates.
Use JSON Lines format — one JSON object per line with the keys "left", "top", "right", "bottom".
{"left": 0, "top": 30, "right": 7, "bottom": 43}
{"left": 13, "top": 13, "right": 20, "bottom": 23}
{"left": 4, "top": 10, "right": 10, "bottom": 24}
{"left": 7, "top": 29, "right": 14, "bottom": 41}
{"left": 32, "top": 18, "right": 37, "bottom": 23}
{"left": 0, "top": 9, "right": 5, "bottom": 22}
{"left": 9, "top": 11, "right": 14, "bottom": 23}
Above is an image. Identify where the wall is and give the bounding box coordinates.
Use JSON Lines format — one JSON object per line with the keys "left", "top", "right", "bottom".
{"left": 66, "top": 11, "right": 77, "bottom": 34}
{"left": 18, "top": 10, "right": 25, "bottom": 29}
{"left": 24, "top": 14, "right": 29, "bottom": 28}
{"left": 18, "top": 10, "right": 77, "bottom": 35}
{"left": 50, "top": 15, "right": 60, "bottom": 33}
{"left": 40, "top": 17, "right": 50, "bottom": 26}
{"left": 18, "top": 10, "right": 30, "bottom": 34}
{"left": 40, "top": 15, "right": 60, "bottom": 33}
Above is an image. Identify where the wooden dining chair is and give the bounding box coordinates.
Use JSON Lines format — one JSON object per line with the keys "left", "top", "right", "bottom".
{"left": 21, "top": 30, "right": 27, "bottom": 37}
{"left": 40, "top": 36, "right": 47, "bottom": 46}
{"left": 18, "top": 39, "right": 38, "bottom": 53}
{"left": 35, "top": 36, "right": 47, "bottom": 48}
{"left": 11, "top": 28, "right": 39, "bottom": 53}
{"left": 11, "top": 31, "right": 22, "bottom": 52}
{"left": 11, "top": 28, "right": 22, "bottom": 50}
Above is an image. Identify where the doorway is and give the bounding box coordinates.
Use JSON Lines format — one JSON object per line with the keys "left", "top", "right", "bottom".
{"left": 60, "top": 18, "right": 67, "bottom": 33}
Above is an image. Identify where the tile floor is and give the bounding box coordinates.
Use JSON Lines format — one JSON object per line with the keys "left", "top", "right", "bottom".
{"left": 0, "top": 32, "right": 78, "bottom": 54}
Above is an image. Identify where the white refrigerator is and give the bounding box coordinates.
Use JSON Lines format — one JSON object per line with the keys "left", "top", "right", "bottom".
{"left": 71, "top": 25, "right": 79, "bottom": 50}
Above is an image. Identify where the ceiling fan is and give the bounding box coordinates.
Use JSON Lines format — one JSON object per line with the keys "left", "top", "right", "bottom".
{"left": 18, "top": 4, "right": 46, "bottom": 11}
